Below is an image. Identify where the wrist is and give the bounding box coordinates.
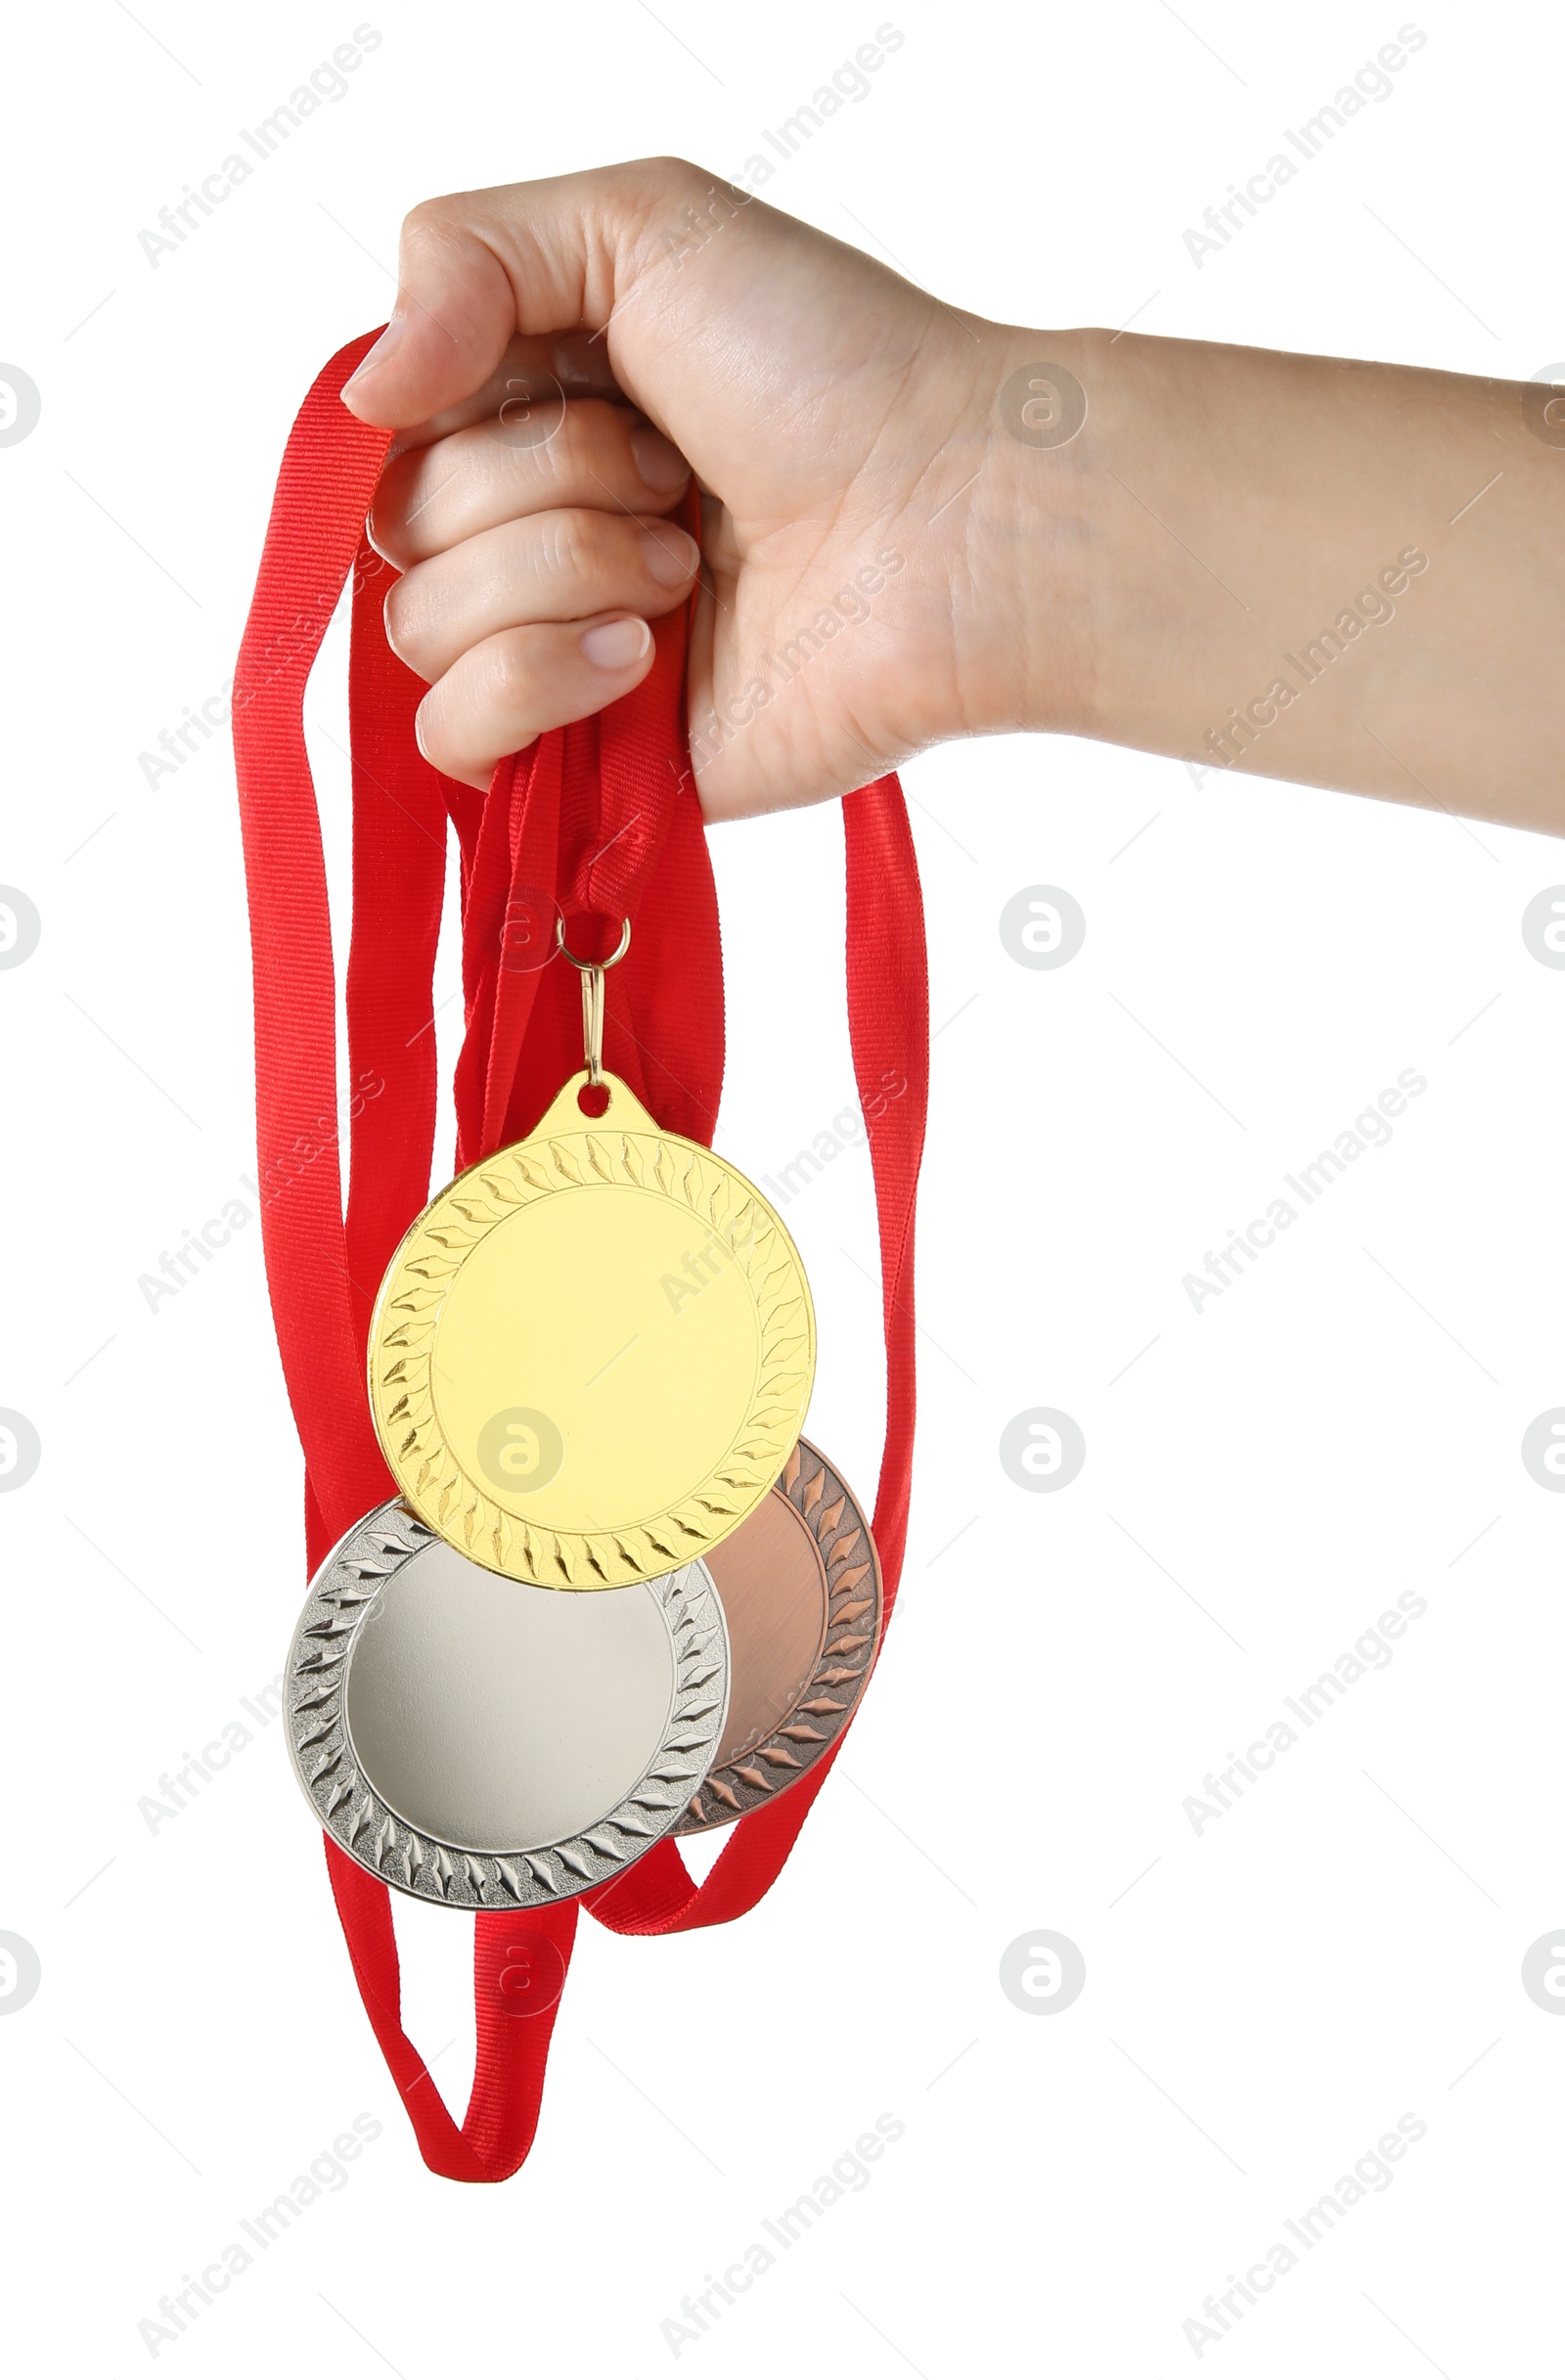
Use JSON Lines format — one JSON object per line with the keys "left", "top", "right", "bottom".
{"left": 918, "top": 323, "right": 1109, "bottom": 750}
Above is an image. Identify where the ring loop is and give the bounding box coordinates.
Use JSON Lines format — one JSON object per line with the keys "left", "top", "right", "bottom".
{"left": 555, "top": 917, "right": 632, "bottom": 972}
{"left": 555, "top": 918, "right": 631, "bottom": 1086}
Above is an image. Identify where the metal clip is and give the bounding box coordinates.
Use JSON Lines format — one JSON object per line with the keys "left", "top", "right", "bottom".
{"left": 555, "top": 917, "right": 632, "bottom": 1086}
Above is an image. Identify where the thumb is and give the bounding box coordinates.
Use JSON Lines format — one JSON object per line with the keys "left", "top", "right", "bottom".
{"left": 339, "top": 159, "right": 685, "bottom": 428}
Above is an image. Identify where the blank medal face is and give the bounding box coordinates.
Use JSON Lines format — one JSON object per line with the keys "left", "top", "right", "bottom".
{"left": 344, "top": 1538, "right": 676, "bottom": 1853}
{"left": 430, "top": 1187, "right": 760, "bottom": 1535}
{"left": 678, "top": 1440, "right": 882, "bottom": 1834}
{"left": 701, "top": 1491, "right": 828, "bottom": 1768}
{"left": 367, "top": 1072, "right": 816, "bottom": 1592}
{"left": 288, "top": 1502, "right": 729, "bottom": 1908}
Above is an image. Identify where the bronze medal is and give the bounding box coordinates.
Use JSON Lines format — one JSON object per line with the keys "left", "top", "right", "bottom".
{"left": 678, "top": 1439, "right": 882, "bottom": 1833}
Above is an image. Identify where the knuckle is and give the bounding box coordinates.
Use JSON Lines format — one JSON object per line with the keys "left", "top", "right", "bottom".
{"left": 546, "top": 395, "right": 614, "bottom": 476}
{"left": 637, "top": 155, "right": 704, "bottom": 201}
{"left": 615, "top": 155, "right": 714, "bottom": 253}
{"left": 484, "top": 632, "right": 535, "bottom": 704}
{"left": 543, "top": 507, "right": 613, "bottom": 581}
{"left": 535, "top": 510, "right": 584, "bottom": 580}
{"left": 401, "top": 194, "right": 462, "bottom": 249}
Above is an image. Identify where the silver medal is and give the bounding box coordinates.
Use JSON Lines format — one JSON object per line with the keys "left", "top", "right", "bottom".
{"left": 287, "top": 1500, "right": 729, "bottom": 1908}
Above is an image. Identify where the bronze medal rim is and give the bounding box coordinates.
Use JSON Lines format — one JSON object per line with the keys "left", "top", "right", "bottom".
{"left": 677, "top": 1437, "right": 882, "bottom": 1834}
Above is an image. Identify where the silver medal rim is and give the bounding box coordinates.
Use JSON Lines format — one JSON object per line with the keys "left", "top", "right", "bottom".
{"left": 286, "top": 1497, "right": 729, "bottom": 1909}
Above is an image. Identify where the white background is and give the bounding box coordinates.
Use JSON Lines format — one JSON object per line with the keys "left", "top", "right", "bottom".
{"left": 2, "top": 0, "right": 1561, "bottom": 2371}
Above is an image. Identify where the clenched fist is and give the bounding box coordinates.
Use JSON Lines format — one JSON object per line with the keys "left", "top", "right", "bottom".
{"left": 342, "top": 156, "right": 1080, "bottom": 816}
{"left": 343, "top": 157, "right": 1562, "bottom": 836}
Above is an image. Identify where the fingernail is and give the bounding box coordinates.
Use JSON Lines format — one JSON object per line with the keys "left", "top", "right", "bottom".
{"left": 630, "top": 423, "right": 690, "bottom": 492}
{"left": 639, "top": 525, "right": 698, "bottom": 586}
{"left": 581, "top": 616, "right": 652, "bottom": 670}
{"left": 554, "top": 333, "right": 604, "bottom": 390}
{"left": 343, "top": 311, "right": 407, "bottom": 394}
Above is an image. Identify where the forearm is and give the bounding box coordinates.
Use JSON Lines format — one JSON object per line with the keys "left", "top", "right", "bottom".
{"left": 961, "top": 330, "right": 1563, "bottom": 831}
{"left": 336, "top": 162, "right": 1560, "bottom": 829}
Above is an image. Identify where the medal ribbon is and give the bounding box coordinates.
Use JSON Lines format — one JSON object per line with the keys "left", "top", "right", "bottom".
{"left": 234, "top": 333, "right": 927, "bottom": 2180}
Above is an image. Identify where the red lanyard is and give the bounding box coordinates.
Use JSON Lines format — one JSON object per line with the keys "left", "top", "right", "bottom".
{"left": 234, "top": 331, "right": 928, "bottom": 2180}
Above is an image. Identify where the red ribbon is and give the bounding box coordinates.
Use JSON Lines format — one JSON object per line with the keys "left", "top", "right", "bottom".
{"left": 234, "top": 332, "right": 928, "bottom": 2180}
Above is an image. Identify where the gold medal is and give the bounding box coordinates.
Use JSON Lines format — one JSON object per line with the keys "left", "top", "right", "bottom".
{"left": 367, "top": 926, "right": 816, "bottom": 1589}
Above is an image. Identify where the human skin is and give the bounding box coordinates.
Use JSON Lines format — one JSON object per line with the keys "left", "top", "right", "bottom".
{"left": 343, "top": 157, "right": 1564, "bottom": 834}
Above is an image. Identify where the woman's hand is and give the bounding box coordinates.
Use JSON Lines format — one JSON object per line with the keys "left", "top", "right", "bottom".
{"left": 346, "top": 156, "right": 1563, "bottom": 837}
{"left": 344, "top": 157, "right": 1081, "bottom": 815}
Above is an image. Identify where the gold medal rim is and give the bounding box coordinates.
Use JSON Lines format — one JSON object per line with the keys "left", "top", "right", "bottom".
{"left": 366, "top": 1070, "right": 817, "bottom": 1589}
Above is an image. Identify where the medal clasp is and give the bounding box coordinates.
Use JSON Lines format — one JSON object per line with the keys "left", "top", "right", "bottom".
{"left": 556, "top": 915, "right": 632, "bottom": 1087}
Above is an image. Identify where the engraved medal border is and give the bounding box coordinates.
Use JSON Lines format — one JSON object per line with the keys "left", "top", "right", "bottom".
{"left": 679, "top": 1439, "right": 883, "bottom": 1833}
{"left": 367, "top": 1075, "right": 817, "bottom": 1590}
{"left": 287, "top": 1499, "right": 730, "bottom": 1909}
